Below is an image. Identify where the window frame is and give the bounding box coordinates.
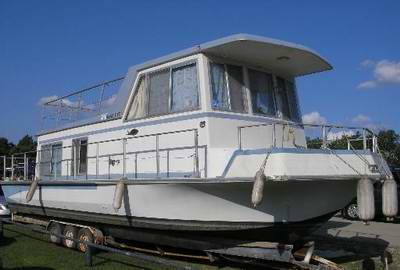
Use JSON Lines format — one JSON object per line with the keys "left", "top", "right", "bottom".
{"left": 124, "top": 60, "right": 201, "bottom": 122}
{"left": 71, "top": 137, "right": 88, "bottom": 177}
{"left": 208, "top": 61, "right": 248, "bottom": 113}
{"left": 247, "top": 67, "right": 277, "bottom": 117}
{"left": 40, "top": 142, "right": 63, "bottom": 178}
{"left": 207, "top": 56, "right": 302, "bottom": 123}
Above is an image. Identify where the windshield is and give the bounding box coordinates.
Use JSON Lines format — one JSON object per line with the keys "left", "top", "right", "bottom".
{"left": 209, "top": 61, "right": 301, "bottom": 122}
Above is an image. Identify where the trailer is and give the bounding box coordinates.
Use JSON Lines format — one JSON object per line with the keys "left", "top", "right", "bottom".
{"left": 1, "top": 214, "right": 343, "bottom": 270}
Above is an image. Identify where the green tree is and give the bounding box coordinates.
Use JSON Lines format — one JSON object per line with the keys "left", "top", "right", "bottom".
{"left": 12, "top": 135, "right": 37, "bottom": 154}
{"left": 0, "top": 137, "right": 15, "bottom": 156}
{"left": 377, "top": 130, "right": 400, "bottom": 166}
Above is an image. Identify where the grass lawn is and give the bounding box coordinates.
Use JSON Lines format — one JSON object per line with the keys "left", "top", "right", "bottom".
{"left": 0, "top": 224, "right": 224, "bottom": 270}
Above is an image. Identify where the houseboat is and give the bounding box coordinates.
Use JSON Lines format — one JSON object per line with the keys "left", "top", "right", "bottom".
{"left": 0, "top": 34, "right": 394, "bottom": 246}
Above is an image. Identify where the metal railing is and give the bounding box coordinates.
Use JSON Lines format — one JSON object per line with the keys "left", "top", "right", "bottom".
{"left": 40, "top": 77, "right": 124, "bottom": 131}
{"left": 0, "top": 128, "right": 202, "bottom": 181}
{"left": 237, "top": 121, "right": 379, "bottom": 152}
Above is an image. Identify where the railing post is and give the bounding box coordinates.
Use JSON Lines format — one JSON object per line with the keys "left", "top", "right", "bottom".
{"left": 66, "top": 160, "right": 69, "bottom": 180}
{"left": 322, "top": 125, "right": 327, "bottom": 148}
{"left": 96, "top": 142, "right": 99, "bottom": 179}
{"left": 3, "top": 156, "right": 6, "bottom": 180}
{"left": 155, "top": 135, "right": 160, "bottom": 178}
{"left": 238, "top": 127, "right": 242, "bottom": 150}
{"left": 122, "top": 138, "right": 126, "bottom": 178}
{"left": 166, "top": 150, "right": 170, "bottom": 178}
{"left": 108, "top": 156, "right": 111, "bottom": 179}
{"left": 24, "top": 153, "right": 27, "bottom": 180}
{"left": 36, "top": 149, "right": 41, "bottom": 180}
{"left": 347, "top": 140, "right": 351, "bottom": 150}
{"left": 73, "top": 142, "right": 77, "bottom": 180}
{"left": 11, "top": 155, "right": 14, "bottom": 180}
{"left": 194, "top": 130, "right": 199, "bottom": 177}
{"left": 134, "top": 153, "right": 138, "bottom": 179}
{"left": 372, "top": 134, "right": 378, "bottom": 153}
{"left": 362, "top": 129, "right": 367, "bottom": 150}
{"left": 273, "top": 123, "right": 276, "bottom": 147}
{"left": 97, "top": 83, "right": 106, "bottom": 115}
{"left": 76, "top": 93, "right": 82, "bottom": 121}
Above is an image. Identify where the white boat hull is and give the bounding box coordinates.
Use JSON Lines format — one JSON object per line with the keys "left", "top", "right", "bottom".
{"left": 2, "top": 179, "right": 357, "bottom": 241}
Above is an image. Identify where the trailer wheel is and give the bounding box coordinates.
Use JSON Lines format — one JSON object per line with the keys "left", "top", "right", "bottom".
{"left": 342, "top": 202, "right": 359, "bottom": 220}
{"left": 48, "top": 222, "right": 64, "bottom": 245}
{"left": 62, "top": 225, "right": 78, "bottom": 249}
{"left": 77, "top": 228, "right": 94, "bottom": 253}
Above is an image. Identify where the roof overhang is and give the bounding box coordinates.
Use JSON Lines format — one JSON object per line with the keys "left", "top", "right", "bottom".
{"left": 199, "top": 34, "right": 332, "bottom": 77}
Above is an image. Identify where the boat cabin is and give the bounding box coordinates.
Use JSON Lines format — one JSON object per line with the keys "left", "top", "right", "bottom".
{"left": 35, "top": 34, "right": 381, "bottom": 182}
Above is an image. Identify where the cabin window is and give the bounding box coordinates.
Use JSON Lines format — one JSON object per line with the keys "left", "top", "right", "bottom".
{"left": 40, "top": 143, "right": 62, "bottom": 178}
{"left": 276, "top": 77, "right": 291, "bottom": 119}
{"left": 286, "top": 81, "right": 302, "bottom": 122}
{"left": 40, "top": 144, "right": 51, "bottom": 177}
{"left": 51, "top": 143, "right": 63, "bottom": 176}
{"left": 210, "top": 63, "right": 247, "bottom": 112}
{"left": 275, "top": 77, "right": 301, "bottom": 122}
{"left": 148, "top": 69, "right": 170, "bottom": 116}
{"left": 248, "top": 69, "right": 276, "bottom": 116}
{"left": 125, "top": 62, "right": 199, "bottom": 120}
{"left": 72, "top": 138, "right": 88, "bottom": 176}
{"left": 171, "top": 64, "right": 199, "bottom": 112}
{"left": 126, "top": 77, "right": 147, "bottom": 120}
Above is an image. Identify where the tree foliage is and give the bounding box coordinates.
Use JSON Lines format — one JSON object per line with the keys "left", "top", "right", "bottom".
{"left": 377, "top": 130, "right": 400, "bottom": 166}
{"left": 0, "top": 135, "right": 36, "bottom": 156}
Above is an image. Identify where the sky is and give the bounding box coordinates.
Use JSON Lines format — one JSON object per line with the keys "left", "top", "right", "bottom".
{"left": 1, "top": 0, "right": 399, "bottom": 142}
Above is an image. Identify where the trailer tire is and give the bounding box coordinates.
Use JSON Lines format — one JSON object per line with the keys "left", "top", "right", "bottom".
{"left": 77, "top": 228, "right": 94, "bottom": 253}
{"left": 48, "top": 222, "right": 64, "bottom": 245}
{"left": 62, "top": 225, "right": 78, "bottom": 249}
{"left": 342, "top": 202, "right": 359, "bottom": 220}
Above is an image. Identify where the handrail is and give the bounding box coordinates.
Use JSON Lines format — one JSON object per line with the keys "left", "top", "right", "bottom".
{"left": 237, "top": 121, "right": 378, "bottom": 153}
{"left": 0, "top": 128, "right": 201, "bottom": 181}
{"left": 42, "top": 77, "right": 125, "bottom": 106}
{"left": 40, "top": 77, "right": 125, "bottom": 131}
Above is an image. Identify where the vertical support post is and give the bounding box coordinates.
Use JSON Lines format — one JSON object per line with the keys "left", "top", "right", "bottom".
{"left": 194, "top": 130, "right": 199, "bottom": 178}
{"left": 85, "top": 141, "right": 88, "bottom": 180}
{"left": 52, "top": 146, "right": 56, "bottom": 180}
{"left": 76, "top": 93, "right": 82, "bottom": 121}
{"left": 134, "top": 153, "right": 138, "bottom": 179}
{"left": 73, "top": 142, "right": 77, "bottom": 180}
{"left": 347, "top": 140, "right": 351, "bottom": 150}
{"left": 372, "top": 134, "right": 378, "bottom": 153}
{"left": 363, "top": 129, "right": 367, "bottom": 150}
{"left": 56, "top": 101, "right": 61, "bottom": 127}
{"left": 155, "top": 135, "right": 160, "bottom": 178}
{"left": 95, "top": 142, "right": 99, "bottom": 179}
{"left": 108, "top": 156, "right": 111, "bottom": 180}
{"left": 97, "top": 83, "right": 106, "bottom": 115}
{"left": 66, "top": 160, "right": 69, "bottom": 180}
{"left": 273, "top": 123, "right": 276, "bottom": 148}
{"left": 3, "top": 156, "right": 6, "bottom": 180}
{"left": 11, "top": 155, "right": 14, "bottom": 180}
{"left": 204, "top": 146, "right": 208, "bottom": 178}
{"left": 166, "top": 150, "right": 170, "bottom": 178}
{"left": 24, "top": 153, "right": 27, "bottom": 180}
{"left": 122, "top": 138, "right": 126, "bottom": 178}
{"left": 238, "top": 127, "right": 242, "bottom": 150}
{"left": 85, "top": 245, "right": 93, "bottom": 266}
{"left": 322, "top": 125, "right": 327, "bottom": 148}
{"left": 36, "top": 148, "right": 41, "bottom": 180}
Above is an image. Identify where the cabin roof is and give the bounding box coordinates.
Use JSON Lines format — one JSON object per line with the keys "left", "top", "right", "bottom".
{"left": 38, "top": 34, "right": 332, "bottom": 137}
